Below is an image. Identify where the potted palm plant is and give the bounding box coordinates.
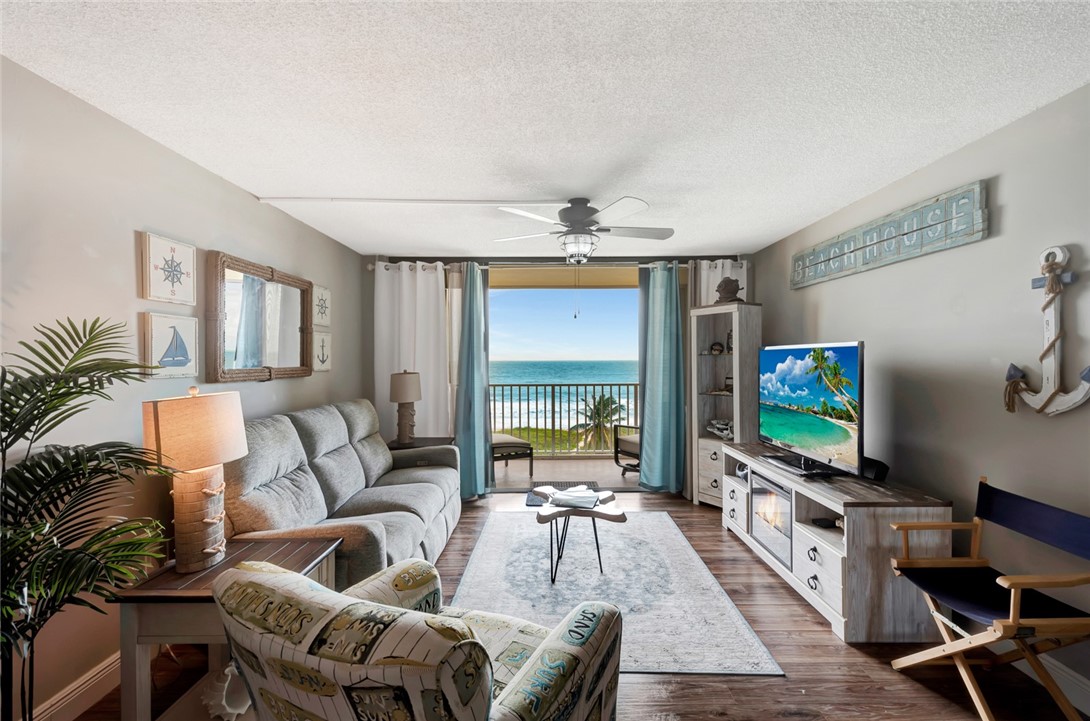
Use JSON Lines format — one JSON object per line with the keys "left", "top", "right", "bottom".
{"left": 1, "top": 319, "right": 169, "bottom": 721}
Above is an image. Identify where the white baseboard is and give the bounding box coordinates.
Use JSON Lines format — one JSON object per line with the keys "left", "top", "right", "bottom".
{"left": 33, "top": 651, "right": 120, "bottom": 721}
{"left": 1037, "top": 655, "right": 1090, "bottom": 715}
{"left": 993, "top": 639, "right": 1090, "bottom": 714}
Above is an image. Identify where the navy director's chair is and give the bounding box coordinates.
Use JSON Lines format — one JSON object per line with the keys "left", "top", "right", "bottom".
{"left": 890, "top": 479, "right": 1090, "bottom": 721}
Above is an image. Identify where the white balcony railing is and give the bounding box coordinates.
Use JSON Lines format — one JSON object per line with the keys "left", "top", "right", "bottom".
{"left": 488, "top": 382, "right": 639, "bottom": 457}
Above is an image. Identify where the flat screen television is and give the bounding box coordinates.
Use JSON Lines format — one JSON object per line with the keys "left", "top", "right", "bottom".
{"left": 758, "top": 342, "right": 863, "bottom": 476}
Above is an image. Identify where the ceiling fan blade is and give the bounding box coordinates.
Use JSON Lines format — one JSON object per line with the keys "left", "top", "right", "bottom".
{"left": 497, "top": 207, "right": 560, "bottom": 225}
{"left": 589, "top": 196, "right": 649, "bottom": 225}
{"left": 492, "top": 231, "right": 561, "bottom": 243}
{"left": 599, "top": 226, "right": 675, "bottom": 240}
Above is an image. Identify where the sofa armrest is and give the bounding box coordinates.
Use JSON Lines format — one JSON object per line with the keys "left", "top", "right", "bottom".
{"left": 232, "top": 519, "right": 389, "bottom": 590}
{"left": 391, "top": 445, "right": 459, "bottom": 471}
{"left": 341, "top": 558, "right": 443, "bottom": 613}
{"left": 492, "top": 602, "right": 622, "bottom": 721}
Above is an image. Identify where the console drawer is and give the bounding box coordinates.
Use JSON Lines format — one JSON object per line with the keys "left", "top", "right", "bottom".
{"left": 697, "top": 440, "right": 724, "bottom": 479}
{"left": 696, "top": 472, "right": 723, "bottom": 499}
{"left": 793, "top": 525, "right": 845, "bottom": 586}
{"left": 792, "top": 544, "right": 844, "bottom": 614}
{"left": 722, "top": 483, "right": 748, "bottom": 533}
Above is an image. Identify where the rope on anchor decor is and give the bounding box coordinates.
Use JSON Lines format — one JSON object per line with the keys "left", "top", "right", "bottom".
{"left": 1004, "top": 245, "right": 1090, "bottom": 416}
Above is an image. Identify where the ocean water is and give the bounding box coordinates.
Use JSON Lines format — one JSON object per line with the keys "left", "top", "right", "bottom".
{"left": 488, "top": 360, "right": 638, "bottom": 429}
{"left": 490, "top": 360, "right": 637, "bottom": 385}
{"left": 759, "top": 403, "right": 850, "bottom": 449}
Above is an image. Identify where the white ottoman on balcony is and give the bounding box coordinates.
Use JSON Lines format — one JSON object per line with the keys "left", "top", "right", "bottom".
{"left": 491, "top": 433, "right": 533, "bottom": 477}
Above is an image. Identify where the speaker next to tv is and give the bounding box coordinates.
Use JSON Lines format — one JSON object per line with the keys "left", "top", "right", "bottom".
{"left": 862, "top": 456, "right": 889, "bottom": 482}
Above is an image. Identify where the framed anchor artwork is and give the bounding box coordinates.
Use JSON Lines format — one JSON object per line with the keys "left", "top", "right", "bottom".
{"left": 313, "top": 331, "right": 332, "bottom": 372}
{"left": 144, "top": 313, "right": 199, "bottom": 378}
{"left": 141, "top": 232, "right": 196, "bottom": 305}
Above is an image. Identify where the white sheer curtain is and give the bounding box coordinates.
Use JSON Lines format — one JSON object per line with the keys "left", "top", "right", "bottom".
{"left": 374, "top": 262, "right": 451, "bottom": 439}
{"left": 445, "top": 265, "right": 464, "bottom": 426}
{"left": 691, "top": 259, "right": 750, "bottom": 306}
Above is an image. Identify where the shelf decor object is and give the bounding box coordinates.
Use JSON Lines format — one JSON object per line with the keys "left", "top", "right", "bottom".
{"left": 143, "top": 387, "right": 248, "bottom": 573}
{"left": 390, "top": 370, "right": 422, "bottom": 444}
{"left": 1004, "top": 245, "right": 1090, "bottom": 416}
{"left": 141, "top": 232, "right": 196, "bottom": 305}
{"left": 790, "top": 180, "right": 988, "bottom": 289}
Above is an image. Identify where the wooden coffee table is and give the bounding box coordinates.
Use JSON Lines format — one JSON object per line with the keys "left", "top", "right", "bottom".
{"left": 533, "top": 485, "right": 627, "bottom": 583}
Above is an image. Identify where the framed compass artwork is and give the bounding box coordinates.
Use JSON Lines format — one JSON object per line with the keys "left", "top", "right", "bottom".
{"left": 313, "top": 331, "right": 332, "bottom": 372}
{"left": 313, "top": 285, "right": 332, "bottom": 327}
{"left": 142, "top": 232, "right": 196, "bottom": 305}
{"left": 144, "top": 313, "right": 199, "bottom": 378}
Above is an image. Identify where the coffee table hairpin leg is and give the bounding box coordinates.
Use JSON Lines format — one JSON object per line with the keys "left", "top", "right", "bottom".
{"left": 548, "top": 515, "right": 604, "bottom": 584}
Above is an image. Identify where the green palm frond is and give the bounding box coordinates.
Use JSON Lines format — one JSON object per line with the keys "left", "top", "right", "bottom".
{"left": 1, "top": 318, "right": 154, "bottom": 456}
{"left": 1, "top": 318, "right": 168, "bottom": 690}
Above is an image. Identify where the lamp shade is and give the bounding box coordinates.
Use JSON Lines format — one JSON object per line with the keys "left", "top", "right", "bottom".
{"left": 143, "top": 389, "right": 248, "bottom": 471}
{"left": 390, "top": 371, "right": 422, "bottom": 403}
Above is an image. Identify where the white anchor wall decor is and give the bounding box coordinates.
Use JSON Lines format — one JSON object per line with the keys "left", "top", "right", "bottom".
{"left": 1004, "top": 246, "right": 1090, "bottom": 416}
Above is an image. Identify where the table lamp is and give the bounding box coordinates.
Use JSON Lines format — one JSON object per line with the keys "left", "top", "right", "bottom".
{"left": 390, "top": 370, "right": 422, "bottom": 444}
{"left": 143, "top": 387, "right": 248, "bottom": 573}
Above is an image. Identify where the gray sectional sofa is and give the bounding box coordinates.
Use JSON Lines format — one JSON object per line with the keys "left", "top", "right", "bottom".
{"left": 223, "top": 399, "right": 461, "bottom": 589}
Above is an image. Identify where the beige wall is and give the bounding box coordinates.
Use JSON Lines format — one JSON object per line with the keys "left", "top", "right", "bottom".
{"left": 754, "top": 85, "right": 1090, "bottom": 675}
{"left": 1, "top": 58, "right": 374, "bottom": 714}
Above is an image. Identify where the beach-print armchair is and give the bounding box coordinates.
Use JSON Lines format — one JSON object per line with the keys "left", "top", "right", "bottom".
{"left": 212, "top": 558, "right": 622, "bottom": 721}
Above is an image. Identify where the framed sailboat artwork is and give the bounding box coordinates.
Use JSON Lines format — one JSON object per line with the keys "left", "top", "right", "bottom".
{"left": 144, "top": 313, "right": 199, "bottom": 378}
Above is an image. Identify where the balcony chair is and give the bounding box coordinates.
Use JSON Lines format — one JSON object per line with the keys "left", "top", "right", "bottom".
{"left": 890, "top": 479, "right": 1090, "bottom": 721}
{"left": 212, "top": 558, "right": 621, "bottom": 721}
{"left": 612, "top": 424, "right": 640, "bottom": 476}
{"left": 492, "top": 433, "right": 533, "bottom": 477}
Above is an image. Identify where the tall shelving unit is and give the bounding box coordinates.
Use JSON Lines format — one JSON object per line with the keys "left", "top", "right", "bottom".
{"left": 689, "top": 302, "right": 761, "bottom": 507}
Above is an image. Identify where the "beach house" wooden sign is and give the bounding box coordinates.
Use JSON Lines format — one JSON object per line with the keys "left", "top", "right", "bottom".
{"left": 790, "top": 180, "right": 988, "bottom": 290}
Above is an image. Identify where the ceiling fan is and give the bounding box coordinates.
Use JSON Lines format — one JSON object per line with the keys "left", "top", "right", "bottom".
{"left": 493, "top": 196, "right": 675, "bottom": 264}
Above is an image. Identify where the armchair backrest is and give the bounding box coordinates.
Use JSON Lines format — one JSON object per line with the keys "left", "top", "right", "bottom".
{"left": 975, "top": 481, "right": 1090, "bottom": 560}
{"left": 213, "top": 562, "right": 493, "bottom": 721}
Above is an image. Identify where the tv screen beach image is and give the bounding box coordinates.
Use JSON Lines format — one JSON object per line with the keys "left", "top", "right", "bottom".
{"left": 759, "top": 344, "right": 860, "bottom": 468}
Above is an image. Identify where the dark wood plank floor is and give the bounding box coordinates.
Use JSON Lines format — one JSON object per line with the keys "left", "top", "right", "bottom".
{"left": 79, "top": 492, "right": 1079, "bottom": 721}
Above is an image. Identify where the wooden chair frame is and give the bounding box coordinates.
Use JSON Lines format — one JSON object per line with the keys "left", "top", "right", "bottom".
{"left": 891, "top": 518, "right": 1090, "bottom": 721}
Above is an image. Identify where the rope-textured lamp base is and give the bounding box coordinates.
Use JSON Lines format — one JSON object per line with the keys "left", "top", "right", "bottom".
{"left": 172, "top": 464, "right": 227, "bottom": 574}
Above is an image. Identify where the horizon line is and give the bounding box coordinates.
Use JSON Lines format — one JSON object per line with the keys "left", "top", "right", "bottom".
{"left": 490, "top": 358, "right": 639, "bottom": 362}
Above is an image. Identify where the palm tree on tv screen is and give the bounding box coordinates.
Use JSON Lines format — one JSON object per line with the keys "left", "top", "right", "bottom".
{"left": 806, "top": 349, "right": 859, "bottom": 423}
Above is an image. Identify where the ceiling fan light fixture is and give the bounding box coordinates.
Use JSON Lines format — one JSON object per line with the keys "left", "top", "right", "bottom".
{"left": 558, "top": 231, "right": 598, "bottom": 264}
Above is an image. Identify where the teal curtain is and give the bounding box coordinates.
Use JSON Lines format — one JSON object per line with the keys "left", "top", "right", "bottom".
{"left": 454, "top": 262, "right": 491, "bottom": 498}
{"left": 638, "top": 261, "right": 685, "bottom": 493}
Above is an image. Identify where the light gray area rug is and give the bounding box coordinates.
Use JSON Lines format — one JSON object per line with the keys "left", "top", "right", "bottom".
{"left": 451, "top": 511, "right": 782, "bottom": 675}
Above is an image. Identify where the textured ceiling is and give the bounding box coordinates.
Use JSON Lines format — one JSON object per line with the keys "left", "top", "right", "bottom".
{"left": 4, "top": 2, "right": 1090, "bottom": 259}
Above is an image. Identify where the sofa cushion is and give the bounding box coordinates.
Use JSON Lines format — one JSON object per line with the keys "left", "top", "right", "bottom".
{"left": 335, "top": 400, "right": 393, "bottom": 485}
{"left": 332, "top": 484, "right": 446, "bottom": 526}
{"left": 287, "top": 405, "right": 367, "bottom": 514}
{"left": 224, "top": 415, "right": 326, "bottom": 534}
{"left": 327, "top": 511, "right": 427, "bottom": 565}
{"left": 617, "top": 432, "right": 640, "bottom": 456}
{"left": 373, "top": 465, "right": 460, "bottom": 503}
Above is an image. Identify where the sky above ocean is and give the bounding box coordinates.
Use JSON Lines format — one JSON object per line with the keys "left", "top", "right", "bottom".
{"left": 489, "top": 288, "right": 638, "bottom": 361}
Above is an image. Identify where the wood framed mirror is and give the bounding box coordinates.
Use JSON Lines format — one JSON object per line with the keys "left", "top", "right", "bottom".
{"left": 206, "top": 251, "right": 313, "bottom": 382}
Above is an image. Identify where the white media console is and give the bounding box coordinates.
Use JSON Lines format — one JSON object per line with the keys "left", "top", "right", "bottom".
{"left": 720, "top": 442, "right": 953, "bottom": 643}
